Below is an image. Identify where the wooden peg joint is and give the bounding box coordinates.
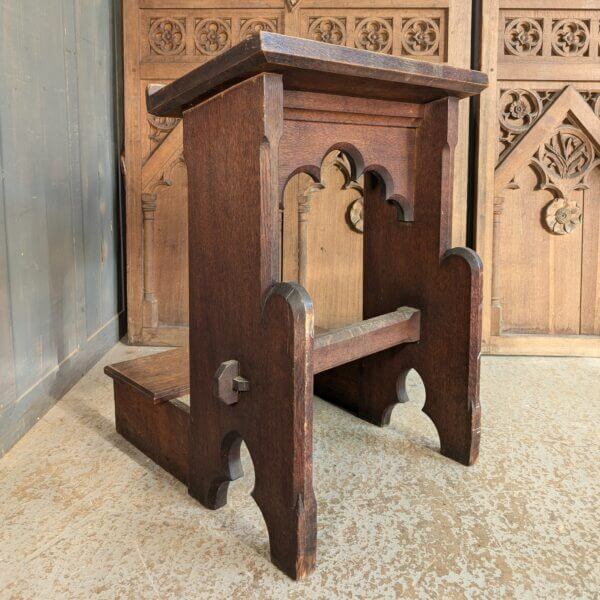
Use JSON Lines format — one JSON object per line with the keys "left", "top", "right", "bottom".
{"left": 214, "top": 360, "right": 250, "bottom": 405}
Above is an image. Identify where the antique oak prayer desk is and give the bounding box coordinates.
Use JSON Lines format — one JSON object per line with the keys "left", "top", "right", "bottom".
{"left": 106, "top": 32, "right": 487, "bottom": 580}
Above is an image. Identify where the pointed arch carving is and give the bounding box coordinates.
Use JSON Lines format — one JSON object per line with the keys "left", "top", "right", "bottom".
{"left": 496, "top": 86, "right": 600, "bottom": 236}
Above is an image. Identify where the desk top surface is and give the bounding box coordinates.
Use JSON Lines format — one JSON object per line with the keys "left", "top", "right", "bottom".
{"left": 147, "top": 32, "right": 488, "bottom": 118}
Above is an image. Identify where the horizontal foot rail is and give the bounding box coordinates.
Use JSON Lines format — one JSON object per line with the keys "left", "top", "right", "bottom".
{"left": 313, "top": 307, "right": 420, "bottom": 374}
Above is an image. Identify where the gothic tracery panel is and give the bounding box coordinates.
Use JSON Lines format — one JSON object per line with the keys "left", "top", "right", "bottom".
{"left": 126, "top": 1, "right": 467, "bottom": 346}
{"left": 490, "top": 2, "right": 600, "bottom": 347}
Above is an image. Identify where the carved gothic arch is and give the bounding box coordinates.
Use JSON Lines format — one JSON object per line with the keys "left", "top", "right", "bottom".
{"left": 495, "top": 85, "right": 600, "bottom": 235}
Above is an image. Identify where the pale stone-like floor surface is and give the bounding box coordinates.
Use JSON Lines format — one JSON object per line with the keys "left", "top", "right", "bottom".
{"left": 1, "top": 343, "right": 599, "bottom": 599}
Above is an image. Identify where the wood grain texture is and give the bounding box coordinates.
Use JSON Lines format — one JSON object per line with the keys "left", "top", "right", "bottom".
{"left": 104, "top": 349, "right": 189, "bottom": 403}
{"left": 476, "top": 1, "right": 600, "bottom": 356}
{"left": 113, "top": 381, "right": 190, "bottom": 484}
{"left": 148, "top": 32, "right": 487, "bottom": 117}
{"left": 314, "top": 308, "right": 420, "bottom": 373}
{"left": 184, "top": 74, "right": 316, "bottom": 580}
{"left": 315, "top": 98, "right": 483, "bottom": 465}
{"left": 0, "top": 0, "right": 123, "bottom": 456}
{"left": 125, "top": 1, "right": 477, "bottom": 346}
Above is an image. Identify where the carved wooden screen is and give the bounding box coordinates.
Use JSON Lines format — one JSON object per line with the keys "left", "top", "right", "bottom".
{"left": 124, "top": 0, "right": 472, "bottom": 346}
{"left": 477, "top": 1, "right": 600, "bottom": 356}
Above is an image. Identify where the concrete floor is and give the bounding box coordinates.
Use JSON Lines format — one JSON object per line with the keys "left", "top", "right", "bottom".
{"left": 0, "top": 343, "right": 598, "bottom": 599}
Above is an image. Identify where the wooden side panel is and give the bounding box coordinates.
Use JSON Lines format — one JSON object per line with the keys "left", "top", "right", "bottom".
{"left": 128, "top": 0, "right": 472, "bottom": 345}
{"left": 477, "top": 0, "right": 600, "bottom": 356}
{"left": 184, "top": 75, "right": 317, "bottom": 580}
{"left": 114, "top": 381, "right": 190, "bottom": 484}
{"left": 495, "top": 167, "right": 584, "bottom": 335}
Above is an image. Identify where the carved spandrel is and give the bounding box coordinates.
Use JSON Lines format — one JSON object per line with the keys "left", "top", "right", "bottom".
{"left": 498, "top": 88, "right": 555, "bottom": 160}
{"left": 147, "top": 113, "right": 180, "bottom": 160}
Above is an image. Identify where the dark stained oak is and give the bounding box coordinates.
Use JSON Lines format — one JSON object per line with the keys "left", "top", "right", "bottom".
{"left": 147, "top": 32, "right": 488, "bottom": 118}
{"left": 106, "top": 34, "right": 486, "bottom": 580}
{"left": 314, "top": 307, "right": 420, "bottom": 374}
{"left": 105, "top": 349, "right": 188, "bottom": 404}
{"left": 314, "top": 98, "right": 483, "bottom": 465}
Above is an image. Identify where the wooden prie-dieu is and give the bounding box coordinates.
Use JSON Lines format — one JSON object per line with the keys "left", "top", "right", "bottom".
{"left": 106, "top": 32, "right": 488, "bottom": 580}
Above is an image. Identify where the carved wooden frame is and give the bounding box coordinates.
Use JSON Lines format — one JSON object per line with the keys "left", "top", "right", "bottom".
{"left": 123, "top": 0, "right": 473, "bottom": 346}
{"left": 476, "top": 0, "right": 600, "bottom": 356}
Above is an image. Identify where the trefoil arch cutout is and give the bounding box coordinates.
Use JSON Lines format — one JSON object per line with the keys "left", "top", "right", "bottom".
{"left": 531, "top": 121, "right": 600, "bottom": 235}
{"left": 282, "top": 142, "right": 413, "bottom": 224}
{"left": 215, "top": 430, "right": 284, "bottom": 550}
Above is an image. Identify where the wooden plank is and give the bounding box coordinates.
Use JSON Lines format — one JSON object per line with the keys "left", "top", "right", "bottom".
{"left": 485, "top": 335, "right": 600, "bottom": 357}
{"left": 105, "top": 348, "right": 189, "bottom": 403}
{"left": 147, "top": 32, "right": 488, "bottom": 118}
{"left": 0, "top": 0, "right": 122, "bottom": 456}
{"left": 313, "top": 307, "right": 420, "bottom": 373}
{"left": 114, "top": 381, "right": 190, "bottom": 485}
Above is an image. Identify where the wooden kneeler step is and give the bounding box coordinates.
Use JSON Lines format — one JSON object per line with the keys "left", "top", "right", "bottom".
{"left": 105, "top": 307, "right": 420, "bottom": 488}
{"left": 105, "top": 350, "right": 190, "bottom": 485}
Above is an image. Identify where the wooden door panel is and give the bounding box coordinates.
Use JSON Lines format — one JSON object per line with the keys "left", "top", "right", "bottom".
{"left": 496, "top": 166, "right": 584, "bottom": 335}
{"left": 477, "top": 1, "right": 600, "bottom": 356}
{"left": 124, "top": 0, "right": 472, "bottom": 345}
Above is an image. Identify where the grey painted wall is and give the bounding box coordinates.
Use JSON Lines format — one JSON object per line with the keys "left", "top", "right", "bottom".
{"left": 0, "top": 0, "right": 124, "bottom": 456}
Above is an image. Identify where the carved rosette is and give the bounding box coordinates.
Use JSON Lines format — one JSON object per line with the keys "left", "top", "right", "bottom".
{"left": 551, "top": 19, "right": 590, "bottom": 57}
{"left": 401, "top": 18, "right": 440, "bottom": 56}
{"left": 348, "top": 198, "right": 364, "bottom": 233}
{"left": 504, "top": 18, "right": 543, "bottom": 56}
{"left": 499, "top": 89, "right": 542, "bottom": 133}
{"left": 354, "top": 18, "right": 393, "bottom": 53}
{"left": 497, "top": 89, "right": 557, "bottom": 160}
{"left": 544, "top": 198, "right": 582, "bottom": 235}
{"left": 308, "top": 17, "right": 346, "bottom": 45}
{"left": 149, "top": 18, "right": 186, "bottom": 56}
{"left": 195, "top": 18, "right": 231, "bottom": 56}
{"left": 240, "top": 18, "right": 277, "bottom": 40}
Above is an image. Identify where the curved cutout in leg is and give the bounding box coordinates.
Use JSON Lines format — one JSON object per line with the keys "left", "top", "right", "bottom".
{"left": 203, "top": 431, "right": 245, "bottom": 509}
{"left": 396, "top": 368, "right": 412, "bottom": 404}
{"left": 252, "top": 282, "right": 317, "bottom": 579}
{"left": 419, "top": 247, "right": 482, "bottom": 466}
